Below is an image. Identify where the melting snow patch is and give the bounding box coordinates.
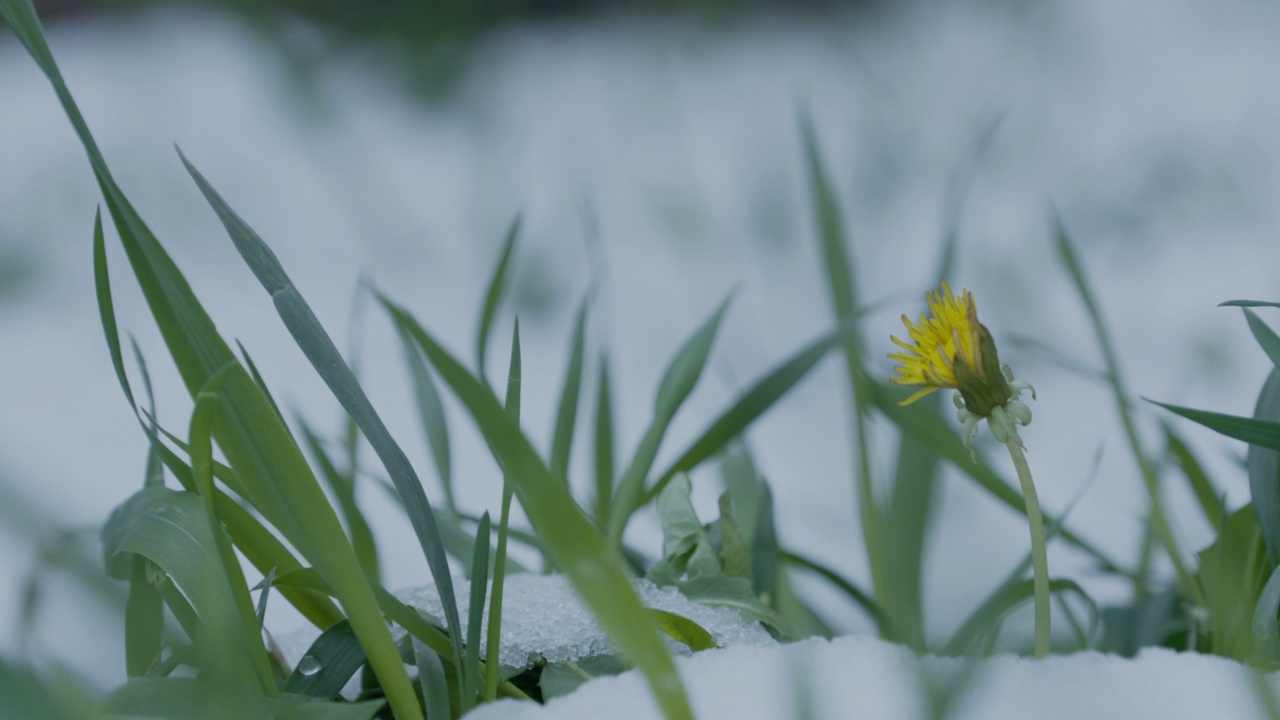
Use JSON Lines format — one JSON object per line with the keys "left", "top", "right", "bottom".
{"left": 395, "top": 573, "right": 776, "bottom": 669}
{"left": 466, "top": 635, "right": 1280, "bottom": 720}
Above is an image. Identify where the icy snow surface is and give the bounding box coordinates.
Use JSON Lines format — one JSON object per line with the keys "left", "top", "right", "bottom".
{"left": 469, "top": 636, "right": 1280, "bottom": 720}
{"left": 395, "top": 574, "right": 775, "bottom": 668}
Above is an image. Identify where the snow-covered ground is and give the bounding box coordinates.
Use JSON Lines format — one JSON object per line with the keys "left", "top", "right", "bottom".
{"left": 3, "top": 0, "right": 1280, "bottom": 706}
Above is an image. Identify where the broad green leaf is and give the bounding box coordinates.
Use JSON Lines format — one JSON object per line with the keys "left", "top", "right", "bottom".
{"left": 647, "top": 474, "right": 720, "bottom": 586}
{"left": 644, "top": 316, "right": 859, "bottom": 503}
{"left": 283, "top": 621, "right": 366, "bottom": 700}
{"left": 477, "top": 216, "right": 521, "bottom": 386}
{"left": 102, "top": 487, "right": 263, "bottom": 691}
{"left": 384, "top": 298, "right": 695, "bottom": 720}
{"left": 607, "top": 294, "right": 734, "bottom": 548}
{"left": 1248, "top": 370, "right": 1280, "bottom": 563}
{"left": 538, "top": 655, "right": 628, "bottom": 702}
{"left": 178, "top": 150, "right": 459, "bottom": 714}
{"left": 716, "top": 492, "right": 752, "bottom": 582}
{"left": 648, "top": 609, "right": 718, "bottom": 651}
{"left": 678, "top": 574, "right": 791, "bottom": 639}
{"left": 1197, "top": 505, "right": 1267, "bottom": 659}
{"left": 550, "top": 299, "right": 589, "bottom": 487}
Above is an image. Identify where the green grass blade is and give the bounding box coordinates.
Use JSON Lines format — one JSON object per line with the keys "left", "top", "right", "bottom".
{"left": 780, "top": 550, "right": 888, "bottom": 635}
{"left": 486, "top": 321, "right": 521, "bottom": 702}
{"left": 594, "top": 353, "right": 616, "bottom": 528}
{"left": 5, "top": 13, "right": 419, "bottom": 711}
{"left": 283, "top": 620, "right": 367, "bottom": 700}
{"left": 550, "top": 299, "right": 589, "bottom": 486}
{"left": 1163, "top": 424, "right": 1223, "bottom": 530}
{"left": 300, "top": 422, "right": 380, "bottom": 583}
{"left": 644, "top": 316, "right": 857, "bottom": 503}
{"left": 124, "top": 557, "right": 163, "bottom": 678}
{"left": 413, "top": 638, "right": 453, "bottom": 720}
{"left": 464, "top": 512, "right": 491, "bottom": 712}
{"left": 398, "top": 326, "right": 454, "bottom": 511}
{"left": 944, "top": 578, "right": 1094, "bottom": 656}
{"left": 178, "top": 149, "right": 462, "bottom": 708}
{"left": 477, "top": 216, "right": 521, "bottom": 386}
{"left": 801, "top": 113, "right": 883, "bottom": 610}
{"left": 1152, "top": 398, "right": 1280, "bottom": 451}
{"left": 1054, "top": 213, "right": 1195, "bottom": 600}
{"left": 384, "top": 297, "right": 696, "bottom": 720}
{"left": 607, "top": 293, "right": 734, "bottom": 549}
{"left": 1244, "top": 308, "right": 1280, "bottom": 369}
{"left": 1253, "top": 563, "right": 1280, "bottom": 662}
{"left": 236, "top": 341, "right": 285, "bottom": 425}
{"left": 1246, "top": 370, "right": 1280, "bottom": 564}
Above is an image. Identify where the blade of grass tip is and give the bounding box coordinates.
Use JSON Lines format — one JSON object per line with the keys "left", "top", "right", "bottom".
{"left": 800, "top": 112, "right": 884, "bottom": 607}
{"left": 236, "top": 341, "right": 285, "bottom": 425}
{"left": 299, "top": 421, "right": 380, "bottom": 583}
{"left": 397, "top": 326, "right": 454, "bottom": 512}
{"left": 550, "top": 298, "right": 589, "bottom": 489}
{"left": 1053, "top": 211, "right": 1197, "bottom": 603}
{"left": 606, "top": 292, "right": 735, "bottom": 550}
{"left": 477, "top": 215, "right": 521, "bottom": 387}
{"left": 464, "top": 512, "right": 491, "bottom": 712}
{"left": 594, "top": 353, "right": 616, "bottom": 529}
{"left": 384, "top": 298, "right": 696, "bottom": 720}
{"left": 255, "top": 567, "right": 276, "bottom": 629}
{"left": 179, "top": 148, "right": 463, "bottom": 708}
{"left": 1163, "top": 424, "right": 1223, "bottom": 530}
{"left": 189, "top": 361, "right": 278, "bottom": 695}
{"left": 486, "top": 321, "right": 521, "bottom": 702}
{"left": 643, "top": 316, "right": 857, "bottom": 504}
{"left": 129, "top": 338, "right": 165, "bottom": 486}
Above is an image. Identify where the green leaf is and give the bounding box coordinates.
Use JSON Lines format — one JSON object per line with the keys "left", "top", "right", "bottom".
{"left": 1248, "top": 370, "right": 1280, "bottom": 563}
{"left": 1197, "top": 505, "right": 1267, "bottom": 659}
{"left": 124, "top": 557, "right": 163, "bottom": 677}
{"left": 645, "top": 316, "right": 859, "bottom": 503}
{"left": 179, "top": 149, "right": 460, "bottom": 713}
{"left": 283, "top": 620, "right": 367, "bottom": 700}
{"left": 780, "top": 550, "right": 887, "bottom": 636}
{"left": 412, "top": 638, "right": 452, "bottom": 720}
{"left": 1223, "top": 300, "right": 1280, "bottom": 309}
{"left": 647, "top": 474, "right": 720, "bottom": 586}
{"left": 607, "top": 294, "right": 734, "bottom": 548}
{"left": 1244, "top": 309, "right": 1280, "bottom": 370}
{"left": 1163, "top": 424, "right": 1223, "bottom": 530}
{"left": 944, "top": 578, "right": 1096, "bottom": 656}
{"left": 463, "top": 513, "right": 492, "bottom": 711}
{"left": 593, "top": 353, "right": 616, "bottom": 528}
{"left": 715, "top": 492, "right": 752, "bottom": 582}
{"left": 0, "top": 659, "right": 97, "bottom": 720}
{"left": 383, "top": 298, "right": 695, "bottom": 720}
{"left": 648, "top": 609, "right": 718, "bottom": 651}
{"left": 398, "top": 327, "right": 454, "bottom": 511}
{"left": 299, "top": 423, "right": 379, "bottom": 583}
{"left": 486, "top": 322, "right": 522, "bottom": 702}
{"left": 677, "top": 574, "right": 791, "bottom": 639}
{"left": 538, "top": 656, "right": 628, "bottom": 701}
{"left": 101, "top": 487, "right": 264, "bottom": 690}
{"left": 550, "top": 299, "right": 589, "bottom": 486}
{"left": 477, "top": 216, "right": 521, "bottom": 386}
{"left": 1153, "top": 398, "right": 1280, "bottom": 452}
{"left": 1254, "top": 563, "right": 1280, "bottom": 663}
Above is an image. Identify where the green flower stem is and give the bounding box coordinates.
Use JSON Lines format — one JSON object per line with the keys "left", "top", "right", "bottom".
{"left": 1005, "top": 439, "right": 1050, "bottom": 658}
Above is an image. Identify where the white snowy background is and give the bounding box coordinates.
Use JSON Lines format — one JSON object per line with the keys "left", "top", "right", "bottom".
{"left": 3, "top": 0, "right": 1280, "bottom": 715}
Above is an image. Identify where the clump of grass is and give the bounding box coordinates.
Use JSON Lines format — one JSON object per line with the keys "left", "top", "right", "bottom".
{"left": 6, "top": 0, "right": 1280, "bottom": 718}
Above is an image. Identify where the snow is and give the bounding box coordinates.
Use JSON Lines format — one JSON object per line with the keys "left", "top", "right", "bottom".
{"left": 395, "top": 574, "right": 775, "bottom": 669}
{"left": 468, "top": 636, "right": 1279, "bottom": 720}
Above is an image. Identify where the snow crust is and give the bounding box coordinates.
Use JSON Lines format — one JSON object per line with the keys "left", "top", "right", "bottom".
{"left": 396, "top": 574, "right": 775, "bottom": 669}
{"left": 469, "top": 635, "right": 1280, "bottom": 720}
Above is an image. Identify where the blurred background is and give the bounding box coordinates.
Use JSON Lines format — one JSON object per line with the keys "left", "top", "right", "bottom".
{"left": 3, "top": 0, "right": 1280, "bottom": 693}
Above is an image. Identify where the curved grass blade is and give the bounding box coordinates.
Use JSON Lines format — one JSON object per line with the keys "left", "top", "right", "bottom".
{"left": 179, "top": 149, "right": 463, "bottom": 709}
{"left": 8, "top": 12, "right": 420, "bottom": 710}
{"left": 477, "top": 216, "right": 521, "bottom": 386}
{"left": 550, "top": 298, "right": 589, "bottom": 487}
{"left": 644, "top": 316, "right": 857, "bottom": 503}
{"left": 384, "top": 297, "right": 696, "bottom": 720}
{"left": 397, "top": 326, "right": 454, "bottom": 511}
{"left": 463, "top": 512, "right": 491, "bottom": 712}
{"left": 413, "top": 637, "right": 452, "bottom": 720}
{"left": 1247, "top": 371, "right": 1280, "bottom": 564}
{"left": 607, "top": 293, "right": 734, "bottom": 549}
{"left": 1244, "top": 309, "right": 1280, "bottom": 369}
{"left": 780, "top": 550, "right": 888, "bottom": 636}
{"left": 1152, "top": 398, "right": 1280, "bottom": 451}
{"left": 283, "top": 620, "right": 367, "bottom": 700}
{"left": 1163, "top": 424, "right": 1223, "bottom": 530}
{"left": 299, "top": 422, "right": 380, "bottom": 583}
{"left": 944, "top": 578, "right": 1095, "bottom": 656}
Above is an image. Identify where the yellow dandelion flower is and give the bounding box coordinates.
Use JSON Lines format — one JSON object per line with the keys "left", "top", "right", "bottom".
{"left": 888, "top": 282, "right": 988, "bottom": 406}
